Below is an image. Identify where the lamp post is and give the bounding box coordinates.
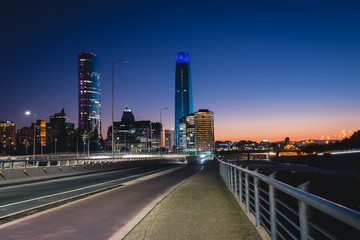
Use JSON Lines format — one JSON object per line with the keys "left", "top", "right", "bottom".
{"left": 55, "top": 138, "right": 57, "bottom": 156}
{"left": 40, "top": 134, "right": 43, "bottom": 157}
{"left": 160, "top": 107, "right": 168, "bottom": 157}
{"left": 112, "top": 60, "right": 128, "bottom": 160}
{"left": 8, "top": 138, "right": 11, "bottom": 156}
{"left": 25, "top": 139, "right": 28, "bottom": 156}
{"left": 76, "top": 132, "right": 79, "bottom": 158}
{"left": 25, "top": 111, "right": 36, "bottom": 159}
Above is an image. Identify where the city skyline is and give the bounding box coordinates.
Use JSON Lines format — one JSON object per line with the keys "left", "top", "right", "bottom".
{"left": 2, "top": 1, "right": 360, "bottom": 142}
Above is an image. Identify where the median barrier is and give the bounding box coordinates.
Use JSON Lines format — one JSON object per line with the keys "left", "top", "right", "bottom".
{"left": 0, "top": 156, "right": 184, "bottom": 185}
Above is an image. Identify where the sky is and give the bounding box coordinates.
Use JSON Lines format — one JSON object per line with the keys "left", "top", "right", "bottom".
{"left": 1, "top": 0, "right": 360, "bottom": 142}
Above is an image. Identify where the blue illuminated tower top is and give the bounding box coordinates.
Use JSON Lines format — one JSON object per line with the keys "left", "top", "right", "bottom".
{"left": 176, "top": 52, "right": 190, "bottom": 64}
{"left": 175, "top": 52, "right": 193, "bottom": 147}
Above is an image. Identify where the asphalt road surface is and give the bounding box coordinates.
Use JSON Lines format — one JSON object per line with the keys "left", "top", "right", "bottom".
{"left": 0, "top": 164, "right": 180, "bottom": 219}
{"left": 0, "top": 161, "right": 203, "bottom": 240}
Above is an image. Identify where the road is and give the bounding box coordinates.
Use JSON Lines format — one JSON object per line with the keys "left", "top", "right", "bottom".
{"left": 0, "top": 164, "right": 180, "bottom": 220}
{"left": 0, "top": 161, "right": 203, "bottom": 239}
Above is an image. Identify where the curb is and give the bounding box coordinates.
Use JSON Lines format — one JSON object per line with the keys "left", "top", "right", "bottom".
{"left": 109, "top": 163, "right": 205, "bottom": 240}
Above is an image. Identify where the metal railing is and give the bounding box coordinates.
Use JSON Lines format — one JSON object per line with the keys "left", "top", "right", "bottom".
{"left": 0, "top": 154, "right": 187, "bottom": 170}
{"left": 217, "top": 156, "right": 360, "bottom": 240}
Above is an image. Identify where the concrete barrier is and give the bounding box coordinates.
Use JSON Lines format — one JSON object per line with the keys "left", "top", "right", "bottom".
{"left": 0, "top": 158, "right": 178, "bottom": 185}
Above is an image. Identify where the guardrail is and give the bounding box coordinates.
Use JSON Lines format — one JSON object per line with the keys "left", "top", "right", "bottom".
{"left": 216, "top": 156, "right": 360, "bottom": 240}
{"left": 0, "top": 154, "right": 190, "bottom": 184}
{"left": 0, "top": 154, "right": 187, "bottom": 169}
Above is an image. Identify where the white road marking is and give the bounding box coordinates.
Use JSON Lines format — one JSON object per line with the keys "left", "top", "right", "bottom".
{"left": 0, "top": 166, "right": 175, "bottom": 210}
{"left": 0, "top": 167, "right": 142, "bottom": 190}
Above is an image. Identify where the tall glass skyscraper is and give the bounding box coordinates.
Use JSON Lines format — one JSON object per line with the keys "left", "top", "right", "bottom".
{"left": 78, "top": 52, "right": 101, "bottom": 139}
{"left": 175, "top": 52, "right": 193, "bottom": 146}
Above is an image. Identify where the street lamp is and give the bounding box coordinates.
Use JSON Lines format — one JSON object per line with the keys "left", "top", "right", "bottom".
{"left": 112, "top": 60, "right": 128, "bottom": 160}
{"left": 160, "top": 107, "right": 168, "bottom": 157}
{"left": 25, "top": 139, "right": 28, "bottom": 155}
{"left": 25, "top": 111, "right": 36, "bottom": 159}
{"left": 55, "top": 138, "right": 57, "bottom": 156}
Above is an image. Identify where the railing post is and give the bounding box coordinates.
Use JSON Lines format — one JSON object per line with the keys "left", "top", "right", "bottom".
{"left": 245, "top": 173, "right": 249, "bottom": 212}
{"left": 239, "top": 170, "right": 243, "bottom": 202}
{"left": 234, "top": 168, "right": 238, "bottom": 197}
{"left": 298, "top": 181, "right": 311, "bottom": 240}
{"left": 225, "top": 165, "right": 229, "bottom": 186}
{"left": 254, "top": 170, "right": 260, "bottom": 226}
{"left": 230, "top": 166, "right": 233, "bottom": 191}
{"left": 269, "top": 172, "right": 277, "bottom": 240}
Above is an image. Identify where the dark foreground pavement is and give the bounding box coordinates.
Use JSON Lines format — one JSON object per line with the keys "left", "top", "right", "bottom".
{"left": 122, "top": 159, "right": 261, "bottom": 240}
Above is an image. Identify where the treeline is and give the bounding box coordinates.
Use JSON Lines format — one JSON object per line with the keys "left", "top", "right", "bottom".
{"left": 302, "top": 130, "right": 360, "bottom": 153}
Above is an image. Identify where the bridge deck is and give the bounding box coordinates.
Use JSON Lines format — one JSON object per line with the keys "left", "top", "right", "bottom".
{"left": 123, "top": 159, "right": 261, "bottom": 240}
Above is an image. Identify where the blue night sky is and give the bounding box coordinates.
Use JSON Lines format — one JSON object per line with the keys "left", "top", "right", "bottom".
{"left": 1, "top": 0, "right": 360, "bottom": 142}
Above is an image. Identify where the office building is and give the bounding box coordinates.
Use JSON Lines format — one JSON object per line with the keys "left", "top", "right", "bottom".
{"left": 121, "top": 106, "right": 135, "bottom": 123}
{"left": 151, "top": 122, "right": 162, "bottom": 149}
{"left": 175, "top": 52, "right": 193, "bottom": 146}
{"left": 35, "top": 120, "right": 47, "bottom": 147}
{"left": 178, "top": 114, "right": 195, "bottom": 152}
{"left": 108, "top": 106, "right": 162, "bottom": 152}
{"left": 194, "top": 109, "right": 214, "bottom": 152}
{"left": 178, "top": 117, "right": 187, "bottom": 149}
{"left": 185, "top": 114, "right": 195, "bottom": 151}
{"left": 17, "top": 127, "right": 30, "bottom": 152}
{"left": 165, "top": 129, "right": 175, "bottom": 150}
{"left": 78, "top": 52, "right": 101, "bottom": 140}
{"left": 0, "top": 121, "right": 16, "bottom": 155}
{"left": 47, "top": 108, "right": 76, "bottom": 152}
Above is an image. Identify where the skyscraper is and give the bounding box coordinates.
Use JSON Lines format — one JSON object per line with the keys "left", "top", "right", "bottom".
{"left": 175, "top": 52, "right": 193, "bottom": 146}
{"left": 194, "top": 109, "right": 214, "bottom": 152}
{"left": 78, "top": 52, "right": 101, "bottom": 140}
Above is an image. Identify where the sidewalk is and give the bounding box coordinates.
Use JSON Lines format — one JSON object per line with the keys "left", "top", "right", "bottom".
{"left": 123, "top": 159, "right": 261, "bottom": 240}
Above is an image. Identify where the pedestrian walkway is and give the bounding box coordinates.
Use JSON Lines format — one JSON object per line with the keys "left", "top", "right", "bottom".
{"left": 124, "top": 159, "right": 261, "bottom": 240}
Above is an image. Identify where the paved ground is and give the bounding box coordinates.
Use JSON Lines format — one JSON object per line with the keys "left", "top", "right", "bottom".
{"left": 0, "top": 163, "right": 202, "bottom": 240}
{"left": 0, "top": 164, "right": 179, "bottom": 219}
{"left": 123, "top": 159, "right": 261, "bottom": 240}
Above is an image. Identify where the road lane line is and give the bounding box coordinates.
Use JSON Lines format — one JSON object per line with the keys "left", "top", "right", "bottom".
{"left": 0, "top": 165, "right": 185, "bottom": 228}
{"left": 0, "top": 167, "right": 142, "bottom": 190}
{"left": 0, "top": 165, "right": 175, "bottom": 210}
